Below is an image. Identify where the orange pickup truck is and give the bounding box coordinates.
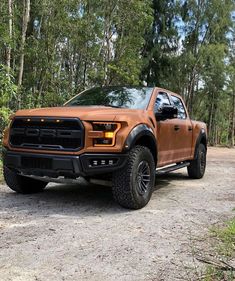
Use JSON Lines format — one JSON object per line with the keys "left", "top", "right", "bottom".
{"left": 2, "top": 87, "right": 207, "bottom": 209}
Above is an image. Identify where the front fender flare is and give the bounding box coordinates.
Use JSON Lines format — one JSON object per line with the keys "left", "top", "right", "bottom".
{"left": 124, "top": 124, "right": 156, "bottom": 149}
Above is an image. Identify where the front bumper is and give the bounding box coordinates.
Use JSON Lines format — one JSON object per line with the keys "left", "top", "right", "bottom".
{"left": 2, "top": 147, "right": 128, "bottom": 178}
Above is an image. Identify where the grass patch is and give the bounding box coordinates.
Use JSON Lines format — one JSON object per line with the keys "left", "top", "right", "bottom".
{"left": 201, "top": 217, "right": 235, "bottom": 281}
{"left": 212, "top": 220, "right": 235, "bottom": 257}
{"left": 203, "top": 266, "right": 234, "bottom": 281}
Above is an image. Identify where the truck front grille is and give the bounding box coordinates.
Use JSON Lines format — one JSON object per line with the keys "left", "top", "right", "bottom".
{"left": 9, "top": 117, "right": 84, "bottom": 151}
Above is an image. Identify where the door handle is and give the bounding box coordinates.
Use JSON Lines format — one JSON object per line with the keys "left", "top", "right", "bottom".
{"left": 174, "top": 125, "right": 180, "bottom": 131}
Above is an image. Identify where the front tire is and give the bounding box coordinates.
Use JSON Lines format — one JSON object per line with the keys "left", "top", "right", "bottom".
{"left": 187, "top": 143, "right": 206, "bottom": 179}
{"left": 112, "top": 145, "right": 155, "bottom": 209}
{"left": 3, "top": 166, "right": 47, "bottom": 194}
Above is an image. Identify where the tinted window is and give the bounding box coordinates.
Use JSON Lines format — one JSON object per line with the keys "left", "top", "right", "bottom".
{"left": 171, "top": 95, "right": 187, "bottom": 119}
{"left": 154, "top": 92, "right": 171, "bottom": 113}
{"left": 65, "top": 87, "right": 154, "bottom": 109}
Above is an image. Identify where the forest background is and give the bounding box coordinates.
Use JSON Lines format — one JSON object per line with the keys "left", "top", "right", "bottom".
{"left": 0, "top": 0, "right": 235, "bottom": 146}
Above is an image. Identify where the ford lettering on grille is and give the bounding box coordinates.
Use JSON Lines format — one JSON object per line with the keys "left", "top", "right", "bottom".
{"left": 9, "top": 117, "right": 84, "bottom": 151}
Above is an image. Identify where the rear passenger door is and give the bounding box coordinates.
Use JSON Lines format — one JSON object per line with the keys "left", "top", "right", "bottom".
{"left": 169, "top": 95, "right": 193, "bottom": 161}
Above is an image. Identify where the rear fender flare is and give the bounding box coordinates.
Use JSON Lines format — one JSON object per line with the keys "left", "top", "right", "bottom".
{"left": 194, "top": 129, "right": 207, "bottom": 159}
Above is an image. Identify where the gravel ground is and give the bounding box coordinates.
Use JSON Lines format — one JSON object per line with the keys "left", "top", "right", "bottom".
{"left": 0, "top": 147, "right": 234, "bottom": 281}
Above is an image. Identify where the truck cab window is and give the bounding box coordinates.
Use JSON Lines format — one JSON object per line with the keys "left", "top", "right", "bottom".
{"left": 171, "top": 95, "right": 187, "bottom": 119}
{"left": 154, "top": 92, "right": 171, "bottom": 113}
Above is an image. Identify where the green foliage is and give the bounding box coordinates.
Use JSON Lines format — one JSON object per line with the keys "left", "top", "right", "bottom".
{"left": 0, "top": 65, "right": 17, "bottom": 107}
{"left": 141, "top": 0, "right": 179, "bottom": 88}
{"left": 0, "top": 0, "right": 234, "bottom": 146}
{"left": 142, "top": 0, "right": 235, "bottom": 145}
{"left": 17, "top": 0, "right": 153, "bottom": 101}
{"left": 0, "top": 65, "right": 17, "bottom": 138}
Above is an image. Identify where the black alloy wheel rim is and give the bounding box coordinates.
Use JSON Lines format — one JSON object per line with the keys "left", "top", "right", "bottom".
{"left": 136, "top": 161, "right": 151, "bottom": 196}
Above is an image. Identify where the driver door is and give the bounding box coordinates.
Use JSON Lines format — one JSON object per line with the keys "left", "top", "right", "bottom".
{"left": 154, "top": 91, "right": 177, "bottom": 167}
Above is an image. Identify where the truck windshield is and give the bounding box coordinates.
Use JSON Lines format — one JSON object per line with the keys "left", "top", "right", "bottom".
{"left": 65, "top": 87, "right": 154, "bottom": 109}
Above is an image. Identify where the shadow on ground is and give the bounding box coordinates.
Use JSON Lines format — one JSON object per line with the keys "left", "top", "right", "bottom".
{"left": 0, "top": 171, "right": 190, "bottom": 217}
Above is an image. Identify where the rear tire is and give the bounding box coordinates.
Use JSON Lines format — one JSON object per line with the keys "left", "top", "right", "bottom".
{"left": 112, "top": 145, "right": 155, "bottom": 209}
{"left": 3, "top": 166, "right": 47, "bottom": 194}
{"left": 187, "top": 143, "right": 206, "bottom": 179}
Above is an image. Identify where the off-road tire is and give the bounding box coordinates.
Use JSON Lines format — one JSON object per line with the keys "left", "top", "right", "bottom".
{"left": 187, "top": 143, "right": 206, "bottom": 179}
{"left": 3, "top": 166, "right": 47, "bottom": 194}
{"left": 112, "top": 145, "right": 155, "bottom": 209}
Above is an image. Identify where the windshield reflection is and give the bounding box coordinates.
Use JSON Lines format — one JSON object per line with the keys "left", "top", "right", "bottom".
{"left": 65, "top": 87, "right": 154, "bottom": 109}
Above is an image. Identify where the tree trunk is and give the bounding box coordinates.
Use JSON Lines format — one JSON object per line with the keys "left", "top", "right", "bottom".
{"left": 208, "top": 92, "right": 214, "bottom": 146}
{"left": 102, "top": 2, "right": 117, "bottom": 86}
{"left": 18, "top": 0, "right": 30, "bottom": 87}
{"left": 6, "top": 0, "right": 13, "bottom": 71}
{"left": 229, "top": 90, "right": 235, "bottom": 147}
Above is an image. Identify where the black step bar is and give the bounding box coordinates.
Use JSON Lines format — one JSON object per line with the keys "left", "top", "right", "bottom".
{"left": 156, "top": 162, "right": 190, "bottom": 175}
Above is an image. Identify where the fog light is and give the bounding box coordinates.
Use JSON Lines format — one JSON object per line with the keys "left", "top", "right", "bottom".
{"left": 90, "top": 158, "right": 117, "bottom": 167}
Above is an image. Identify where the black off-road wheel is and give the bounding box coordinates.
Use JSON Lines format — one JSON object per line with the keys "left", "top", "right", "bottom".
{"left": 187, "top": 143, "right": 206, "bottom": 179}
{"left": 3, "top": 166, "right": 47, "bottom": 194}
{"left": 112, "top": 145, "right": 155, "bottom": 209}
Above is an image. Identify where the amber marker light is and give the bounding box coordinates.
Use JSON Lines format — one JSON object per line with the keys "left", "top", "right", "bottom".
{"left": 104, "top": 132, "right": 114, "bottom": 139}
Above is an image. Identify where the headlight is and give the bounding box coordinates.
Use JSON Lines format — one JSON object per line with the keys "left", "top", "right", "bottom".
{"left": 90, "top": 122, "right": 121, "bottom": 146}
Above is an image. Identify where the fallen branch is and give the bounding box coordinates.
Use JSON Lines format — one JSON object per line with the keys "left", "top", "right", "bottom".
{"left": 195, "top": 255, "right": 235, "bottom": 272}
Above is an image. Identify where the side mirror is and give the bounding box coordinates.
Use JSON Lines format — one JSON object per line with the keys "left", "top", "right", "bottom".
{"left": 155, "top": 105, "right": 178, "bottom": 121}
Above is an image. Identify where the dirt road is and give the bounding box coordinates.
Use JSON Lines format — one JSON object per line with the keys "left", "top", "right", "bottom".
{"left": 0, "top": 147, "right": 234, "bottom": 281}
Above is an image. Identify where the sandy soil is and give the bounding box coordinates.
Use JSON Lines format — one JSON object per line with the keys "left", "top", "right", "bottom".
{"left": 0, "top": 147, "right": 234, "bottom": 281}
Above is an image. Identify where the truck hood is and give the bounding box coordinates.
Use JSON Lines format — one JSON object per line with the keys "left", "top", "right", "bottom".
{"left": 14, "top": 106, "right": 145, "bottom": 122}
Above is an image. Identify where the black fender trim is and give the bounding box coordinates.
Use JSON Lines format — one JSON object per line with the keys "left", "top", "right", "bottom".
{"left": 194, "top": 129, "right": 207, "bottom": 159}
{"left": 124, "top": 124, "right": 156, "bottom": 149}
{"left": 123, "top": 124, "right": 157, "bottom": 162}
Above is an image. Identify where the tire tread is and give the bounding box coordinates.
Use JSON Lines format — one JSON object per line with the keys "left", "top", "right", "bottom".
{"left": 187, "top": 143, "right": 206, "bottom": 179}
{"left": 112, "top": 145, "right": 155, "bottom": 209}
